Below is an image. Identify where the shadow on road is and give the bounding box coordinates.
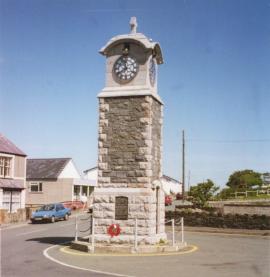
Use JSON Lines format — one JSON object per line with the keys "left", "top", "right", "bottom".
{"left": 26, "top": 236, "right": 73, "bottom": 245}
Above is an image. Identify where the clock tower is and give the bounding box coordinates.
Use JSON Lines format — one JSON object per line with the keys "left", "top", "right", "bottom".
{"left": 93, "top": 17, "right": 166, "bottom": 244}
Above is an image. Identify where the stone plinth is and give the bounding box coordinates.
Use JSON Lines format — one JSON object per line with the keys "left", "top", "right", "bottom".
{"left": 71, "top": 240, "right": 188, "bottom": 254}
{"left": 93, "top": 188, "right": 166, "bottom": 244}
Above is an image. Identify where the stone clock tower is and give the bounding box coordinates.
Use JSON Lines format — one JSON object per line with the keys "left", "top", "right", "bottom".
{"left": 93, "top": 17, "right": 166, "bottom": 244}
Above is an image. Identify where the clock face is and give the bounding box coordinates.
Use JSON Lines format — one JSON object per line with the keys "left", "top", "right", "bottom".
{"left": 113, "top": 55, "right": 138, "bottom": 83}
{"left": 149, "top": 58, "right": 156, "bottom": 86}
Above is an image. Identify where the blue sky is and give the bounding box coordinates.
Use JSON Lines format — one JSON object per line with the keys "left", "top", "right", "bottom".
{"left": 1, "top": 0, "right": 269, "bottom": 188}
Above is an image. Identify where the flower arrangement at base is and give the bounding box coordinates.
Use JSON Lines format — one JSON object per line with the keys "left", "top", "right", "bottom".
{"left": 107, "top": 224, "right": 121, "bottom": 237}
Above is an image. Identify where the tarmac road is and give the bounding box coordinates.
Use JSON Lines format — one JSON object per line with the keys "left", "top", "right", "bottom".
{"left": 1, "top": 214, "right": 107, "bottom": 277}
{"left": 1, "top": 216, "right": 270, "bottom": 277}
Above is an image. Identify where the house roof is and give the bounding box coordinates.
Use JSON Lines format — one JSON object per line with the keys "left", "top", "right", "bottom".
{"left": 0, "top": 134, "right": 26, "bottom": 157}
{"left": 161, "top": 174, "right": 182, "bottom": 195}
{"left": 0, "top": 179, "right": 25, "bottom": 189}
{"left": 83, "top": 166, "right": 98, "bottom": 174}
{"left": 161, "top": 174, "right": 181, "bottom": 184}
{"left": 26, "top": 158, "right": 71, "bottom": 181}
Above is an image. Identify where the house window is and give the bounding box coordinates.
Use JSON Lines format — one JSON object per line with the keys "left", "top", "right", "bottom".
{"left": 2, "top": 189, "right": 21, "bottom": 212}
{"left": 30, "top": 182, "right": 43, "bottom": 192}
{"left": 0, "top": 156, "right": 12, "bottom": 178}
{"left": 88, "top": 186, "right": 94, "bottom": 196}
{"left": 82, "top": 186, "right": 88, "bottom": 196}
{"left": 73, "top": 185, "right": 81, "bottom": 200}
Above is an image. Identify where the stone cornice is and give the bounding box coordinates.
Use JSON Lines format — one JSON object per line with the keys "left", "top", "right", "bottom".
{"left": 98, "top": 86, "right": 163, "bottom": 105}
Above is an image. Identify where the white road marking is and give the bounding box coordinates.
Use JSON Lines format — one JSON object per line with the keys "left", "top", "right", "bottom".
{"left": 43, "top": 243, "right": 135, "bottom": 277}
{"left": 16, "top": 228, "right": 47, "bottom": 236}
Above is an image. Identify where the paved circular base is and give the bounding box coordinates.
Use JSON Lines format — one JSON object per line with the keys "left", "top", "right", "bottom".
{"left": 63, "top": 244, "right": 197, "bottom": 256}
{"left": 70, "top": 240, "right": 188, "bottom": 254}
{"left": 43, "top": 243, "right": 198, "bottom": 277}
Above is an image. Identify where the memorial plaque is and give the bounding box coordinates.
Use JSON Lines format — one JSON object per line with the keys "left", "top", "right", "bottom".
{"left": 115, "top": 196, "right": 128, "bottom": 220}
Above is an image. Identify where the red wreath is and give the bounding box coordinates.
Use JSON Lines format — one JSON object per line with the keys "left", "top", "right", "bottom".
{"left": 108, "top": 224, "right": 121, "bottom": 237}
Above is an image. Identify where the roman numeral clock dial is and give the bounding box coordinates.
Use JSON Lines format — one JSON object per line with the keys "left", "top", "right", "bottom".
{"left": 113, "top": 55, "right": 138, "bottom": 83}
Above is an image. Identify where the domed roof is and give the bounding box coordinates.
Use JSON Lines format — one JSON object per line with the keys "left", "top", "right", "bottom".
{"left": 99, "top": 18, "right": 163, "bottom": 65}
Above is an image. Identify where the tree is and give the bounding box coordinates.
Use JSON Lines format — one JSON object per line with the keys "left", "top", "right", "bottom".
{"left": 217, "top": 187, "right": 234, "bottom": 200}
{"left": 226, "top": 170, "right": 262, "bottom": 191}
{"left": 189, "top": 179, "right": 219, "bottom": 208}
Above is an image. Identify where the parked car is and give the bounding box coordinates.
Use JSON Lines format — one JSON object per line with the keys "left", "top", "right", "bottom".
{"left": 31, "top": 203, "right": 71, "bottom": 223}
{"left": 165, "top": 195, "right": 172, "bottom": 206}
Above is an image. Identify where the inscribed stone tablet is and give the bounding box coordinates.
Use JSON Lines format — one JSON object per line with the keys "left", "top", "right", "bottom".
{"left": 115, "top": 196, "right": 128, "bottom": 220}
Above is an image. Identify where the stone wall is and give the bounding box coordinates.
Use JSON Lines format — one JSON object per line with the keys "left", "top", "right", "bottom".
{"left": 93, "top": 189, "right": 167, "bottom": 244}
{"left": 150, "top": 98, "right": 162, "bottom": 182}
{"left": 209, "top": 200, "right": 270, "bottom": 216}
{"left": 166, "top": 210, "right": 270, "bottom": 230}
{"left": 95, "top": 94, "right": 166, "bottom": 244}
{"left": 0, "top": 208, "right": 26, "bottom": 224}
{"left": 98, "top": 95, "right": 162, "bottom": 188}
{"left": 224, "top": 204, "right": 270, "bottom": 216}
{"left": 93, "top": 192, "right": 157, "bottom": 237}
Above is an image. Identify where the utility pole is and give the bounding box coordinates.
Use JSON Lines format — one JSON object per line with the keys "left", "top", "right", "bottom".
{"left": 182, "top": 130, "right": 185, "bottom": 203}
{"left": 188, "top": 170, "right": 190, "bottom": 193}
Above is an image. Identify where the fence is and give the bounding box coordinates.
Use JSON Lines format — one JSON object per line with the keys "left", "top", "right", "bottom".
{"left": 164, "top": 217, "right": 185, "bottom": 246}
{"left": 74, "top": 214, "right": 92, "bottom": 241}
{"left": 75, "top": 216, "right": 185, "bottom": 253}
{"left": 231, "top": 190, "right": 270, "bottom": 198}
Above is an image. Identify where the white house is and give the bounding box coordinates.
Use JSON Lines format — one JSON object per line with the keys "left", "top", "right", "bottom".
{"left": 160, "top": 175, "right": 182, "bottom": 195}
{"left": 83, "top": 167, "right": 181, "bottom": 196}
{"left": 83, "top": 166, "right": 98, "bottom": 183}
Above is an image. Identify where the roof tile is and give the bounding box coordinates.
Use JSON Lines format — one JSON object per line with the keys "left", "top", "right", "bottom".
{"left": 26, "top": 158, "right": 71, "bottom": 180}
{"left": 0, "top": 134, "right": 26, "bottom": 156}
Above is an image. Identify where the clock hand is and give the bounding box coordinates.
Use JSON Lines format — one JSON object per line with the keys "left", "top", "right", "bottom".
{"left": 118, "top": 65, "right": 125, "bottom": 72}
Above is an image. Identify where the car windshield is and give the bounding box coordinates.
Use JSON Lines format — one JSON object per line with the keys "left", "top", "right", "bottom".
{"left": 39, "top": 204, "right": 55, "bottom": 211}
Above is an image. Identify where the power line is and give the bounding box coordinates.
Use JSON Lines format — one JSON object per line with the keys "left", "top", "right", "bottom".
{"left": 187, "top": 139, "right": 270, "bottom": 143}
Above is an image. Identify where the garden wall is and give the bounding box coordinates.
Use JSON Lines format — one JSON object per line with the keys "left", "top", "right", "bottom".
{"left": 224, "top": 204, "right": 270, "bottom": 216}
{"left": 0, "top": 208, "right": 26, "bottom": 224}
{"left": 166, "top": 210, "right": 270, "bottom": 230}
{"left": 208, "top": 200, "right": 270, "bottom": 216}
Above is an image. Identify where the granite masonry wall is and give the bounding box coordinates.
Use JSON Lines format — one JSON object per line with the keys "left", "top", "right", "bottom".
{"left": 98, "top": 95, "right": 162, "bottom": 187}
{"left": 94, "top": 95, "right": 166, "bottom": 244}
{"left": 150, "top": 97, "right": 162, "bottom": 183}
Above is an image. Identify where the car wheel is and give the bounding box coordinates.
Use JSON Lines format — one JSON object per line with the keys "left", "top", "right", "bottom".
{"left": 51, "top": 216, "right": 55, "bottom": 223}
{"left": 31, "top": 219, "right": 36, "bottom": 224}
{"left": 64, "top": 214, "right": 69, "bottom": 221}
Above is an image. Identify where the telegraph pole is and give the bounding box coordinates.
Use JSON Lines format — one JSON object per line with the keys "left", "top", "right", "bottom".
{"left": 182, "top": 130, "right": 185, "bottom": 203}
{"left": 188, "top": 170, "right": 190, "bottom": 193}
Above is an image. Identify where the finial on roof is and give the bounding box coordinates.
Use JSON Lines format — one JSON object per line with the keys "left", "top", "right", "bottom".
{"left": 130, "top": 17, "right": 137, "bottom": 34}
